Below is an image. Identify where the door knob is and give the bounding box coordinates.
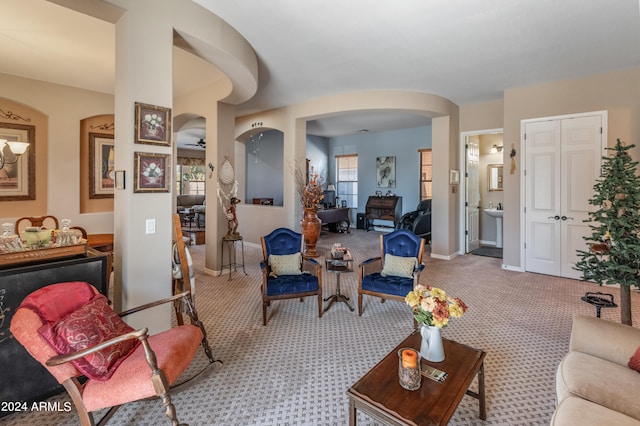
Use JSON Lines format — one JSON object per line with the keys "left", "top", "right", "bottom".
{"left": 548, "top": 215, "right": 560, "bottom": 220}
{"left": 561, "top": 216, "right": 574, "bottom": 221}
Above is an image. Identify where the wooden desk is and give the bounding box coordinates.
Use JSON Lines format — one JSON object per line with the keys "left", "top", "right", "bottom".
{"left": 365, "top": 196, "right": 402, "bottom": 230}
{"left": 317, "top": 208, "right": 351, "bottom": 233}
{"left": 347, "top": 331, "right": 486, "bottom": 425}
{"left": 87, "top": 233, "right": 113, "bottom": 275}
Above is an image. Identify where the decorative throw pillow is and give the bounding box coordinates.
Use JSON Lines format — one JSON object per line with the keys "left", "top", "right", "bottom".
{"left": 629, "top": 346, "right": 640, "bottom": 373}
{"left": 20, "top": 281, "right": 96, "bottom": 324}
{"left": 381, "top": 254, "right": 418, "bottom": 278}
{"left": 269, "top": 253, "right": 302, "bottom": 276}
{"left": 38, "top": 294, "right": 139, "bottom": 381}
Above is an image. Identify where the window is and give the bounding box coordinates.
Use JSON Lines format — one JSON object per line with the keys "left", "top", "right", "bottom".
{"left": 175, "top": 164, "right": 205, "bottom": 195}
{"left": 419, "top": 149, "right": 432, "bottom": 200}
{"left": 336, "top": 154, "right": 358, "bottom": 208}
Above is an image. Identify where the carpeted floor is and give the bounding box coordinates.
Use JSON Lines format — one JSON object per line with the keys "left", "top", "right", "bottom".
{"left": 2, "top": 229, "right": 639, "bottom": 425}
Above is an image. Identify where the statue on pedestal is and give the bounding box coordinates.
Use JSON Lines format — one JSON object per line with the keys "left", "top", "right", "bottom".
{"left": 225, "top": 197, "right": 241, "bottom": 237}
{"left": 217, "top": 158, "right": 241, "bottom": 239}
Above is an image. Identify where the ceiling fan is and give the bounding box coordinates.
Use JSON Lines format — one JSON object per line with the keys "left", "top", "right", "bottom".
{"left": 185, "top": 138, "right": 206, "bottom": 148}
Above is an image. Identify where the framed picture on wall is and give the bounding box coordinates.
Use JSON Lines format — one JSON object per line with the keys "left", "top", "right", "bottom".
{"left": 376, "top": 156, "right": 396, "bottom": 188}
{"left": 133, "top": 152, "right": 171, "bottom": 193}
{"left": 0, "top": 123, "right": 35, "bottom": 201}
{"left": 89, "top": 133, "right": 115, "bottom": 199}
{"left": 134, "top": 102, "right": 172, "bottom": 146}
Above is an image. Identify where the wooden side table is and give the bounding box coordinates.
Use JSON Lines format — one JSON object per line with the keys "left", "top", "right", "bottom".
{"left": 179, "top": 209, "right": 195, "bottom": 229}
{"left": 324, "top": 250, "right": 354, "bottom": 312}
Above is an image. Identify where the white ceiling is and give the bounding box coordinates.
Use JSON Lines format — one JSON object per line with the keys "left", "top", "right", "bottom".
{"left": 1, "top": 0, "right": 639, "bottom": 143}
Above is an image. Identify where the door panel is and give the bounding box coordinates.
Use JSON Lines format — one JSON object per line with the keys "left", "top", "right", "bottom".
{"left": 525, "top": 120, "right": 561, "bottom": 275}
{"left": 531, "top": 152, "right": 557, "bottom": 210}
{"left": 560, "top": 115, "right": 602, "bottom": 278}
{"left": 530, "top": 222, "right": 557, "bottom": 260}
{"left": 565, "top": 150, "right": 594, "bottom": 212}
{"left": 562, "top": 223, "right": 589, "bottom": 278}
{"left": 466, "top": 138, "right": 480, "bottom": 252}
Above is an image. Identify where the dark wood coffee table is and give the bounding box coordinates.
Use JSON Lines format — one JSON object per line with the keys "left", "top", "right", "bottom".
{"left": 347, "top": 330, "right": 486, "bottom": 425}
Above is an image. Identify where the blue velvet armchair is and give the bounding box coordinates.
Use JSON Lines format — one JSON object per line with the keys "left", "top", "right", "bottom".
{"left": 358, "top": 229, "right": 426, "bottom": 315}
{"left": 260, "top": 228, "right": 323, "bottom": 325}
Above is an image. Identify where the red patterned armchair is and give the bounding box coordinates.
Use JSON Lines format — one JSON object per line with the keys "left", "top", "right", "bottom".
{"left": 10, "top": 280, "right": 216, "bottom": 426}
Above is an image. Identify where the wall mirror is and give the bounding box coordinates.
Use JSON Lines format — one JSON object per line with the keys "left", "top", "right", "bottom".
{"left": 488, "top": 164, "right": 503, "bottom": 191}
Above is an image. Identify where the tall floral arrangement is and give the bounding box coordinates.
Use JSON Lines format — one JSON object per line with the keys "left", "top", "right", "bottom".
{"left": 294, "top": 164, "right": 325, "bottom": 209}
{"left": 405, "top": 285, "right": 467, "bottom": 328}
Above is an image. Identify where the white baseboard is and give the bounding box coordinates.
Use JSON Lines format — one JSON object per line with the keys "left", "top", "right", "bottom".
{"left": 203, "top": 266, "right": 222, "bottom": 276}
{"left": 501, "top": 264, "right": 523, "bottom": 272}
{"left": 430, "top": 251, "right": 460, "bottom": 261}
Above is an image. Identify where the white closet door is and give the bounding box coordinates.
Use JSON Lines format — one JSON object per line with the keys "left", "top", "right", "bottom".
{"left": 466, "top": 139, "right": 480, "bottom": 252}
{"left": 524, "top": 113, "right": 604, "bottom": 278}
{"left": 525, "top": 120, "right": 562, "bottom": 276}
{"left": 559, "top": 116, "right": 603, "bottom": 278}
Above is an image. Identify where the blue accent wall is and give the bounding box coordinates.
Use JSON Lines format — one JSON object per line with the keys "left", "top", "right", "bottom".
{"left": 245, "top": 129, "right": 284, "bottom": 206}
{"left": 245, "top": 126, "right": 431, "bottom": 213}
{"left": 326, "top": 126, "right": 431, "bottom": 214}
{"left": 306, "top": 135, "right": 330, "bottom": 182}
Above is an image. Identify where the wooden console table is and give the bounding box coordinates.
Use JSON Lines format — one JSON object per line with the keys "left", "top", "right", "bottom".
{"left": 317, "top": 208, "right": 351, "bottom": 233}
{"left": 87, "top": 233, "right": 114, "bottom": 275}
{"left": 252, "top": 197, "right": 274, "bottom": 205}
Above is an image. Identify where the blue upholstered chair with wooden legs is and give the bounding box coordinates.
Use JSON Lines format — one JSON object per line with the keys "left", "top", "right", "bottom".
{"left": 358, "top": 229, "right": 426, "bottom": 315}
{"left": 260, "top": 228, "right": 323, "bottom": 325}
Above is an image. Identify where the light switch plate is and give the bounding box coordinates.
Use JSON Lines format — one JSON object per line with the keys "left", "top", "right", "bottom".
{"left": 146, "top": 219, "right": 156, "bottom": 234}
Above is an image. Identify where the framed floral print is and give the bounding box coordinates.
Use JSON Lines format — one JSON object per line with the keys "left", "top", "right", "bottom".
{"left": 0, "top": 123, "right": 35, "bottom": 201}
{"left": 89, "top": 133, "right": 114, "bottom": 199}
{"left": 133, "top": 152, "right": 171, "bottom": 193}
{"left": 134, "top": 102, "right": 171, "bottom": 146}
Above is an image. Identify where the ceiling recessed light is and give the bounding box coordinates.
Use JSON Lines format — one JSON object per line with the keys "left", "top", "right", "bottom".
{"left": 358, "top": 129, "right": 369, "bottom": 133}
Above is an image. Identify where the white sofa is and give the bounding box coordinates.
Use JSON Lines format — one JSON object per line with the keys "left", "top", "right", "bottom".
{"left": 552, "top": 314, "right": 640, "bottom": 425}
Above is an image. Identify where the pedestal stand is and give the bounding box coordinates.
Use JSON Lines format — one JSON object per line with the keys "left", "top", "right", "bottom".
{"left": 221, "top": 235, "right": 246, "bottom": 281}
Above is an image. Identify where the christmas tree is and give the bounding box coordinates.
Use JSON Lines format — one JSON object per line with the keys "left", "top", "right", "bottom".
{"left": 574, "top": 139, "right": 640, "bottom": 325}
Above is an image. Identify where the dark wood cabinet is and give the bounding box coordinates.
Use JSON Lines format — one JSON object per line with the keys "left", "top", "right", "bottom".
{"left": 365, "top": 196, "right": 402, "bottom": 230}
{"left": 0, "top": 249, "right": 108, "bottom": 416}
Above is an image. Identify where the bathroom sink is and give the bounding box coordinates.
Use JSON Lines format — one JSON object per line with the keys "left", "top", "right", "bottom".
{"left": 484, "top": 208, "right": 503, "bottom": 248}
{"left": 484, "top": 208, "right": 503, "bottom": 218}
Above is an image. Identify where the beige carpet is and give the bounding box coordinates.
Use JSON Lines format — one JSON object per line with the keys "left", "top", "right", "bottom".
{"left": 3, "top": 229, "right": 639, "bottom": 425}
